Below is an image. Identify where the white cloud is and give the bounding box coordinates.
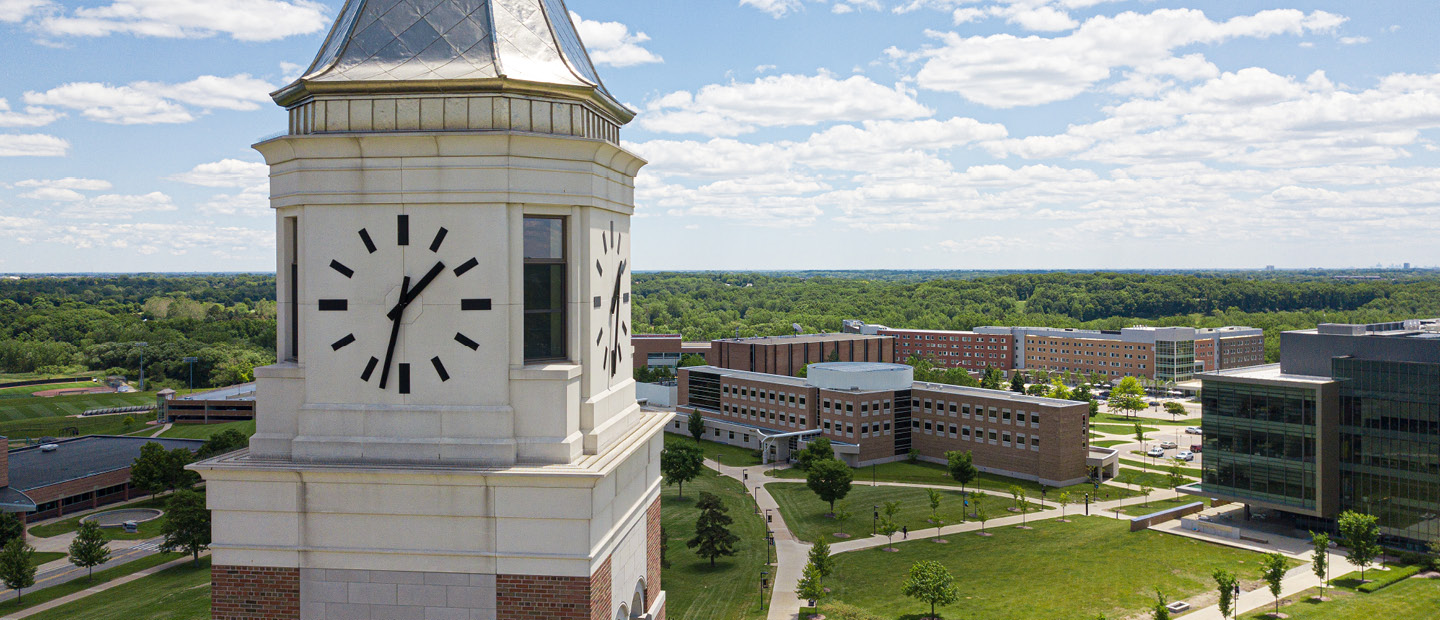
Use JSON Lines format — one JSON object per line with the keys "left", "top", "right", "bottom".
{"left": 1339, "top": 36, "right": 1370, "bottom": 45}
{"left": 639, "top": 72, "right": 933, "bottom": 136}
{"left": 1003, "top": 6, "right": 1078, "bottom": 32}
{"left": 19, "top": 188, "right": 86, "bottom": 202}
{"left": 0, "top": 99, "right": 63, "bottom": 128}
{"left": 36, "top": 0, "right": 330, "bottom": 42}
{"left": 279, "top": 62, "right": 304, "bottom": 83}
{"left": 59, "top": 191, "right": 176, "bottom": 219}
{"left": 169, "top": 159, "right": 267, "bottom": 188}
{"left": 23, "top": 74, "right": 275, "bottom": 125}
{"left": 0, "top": 0, "right": 48, "bottom": 23}
{"left": 13, "top": 178, "right": 113, "bottom": 201}
{"left": 911, "top": 8, "right": 1348, "bottom": 107}
{"left": 0, "top": 134, "right": 68, "bottom": 157}
{"left": 570, "top": 12, "right": 662, "bottom": 68}
{"left": 740, "top": 0, "right": 804, "bottom": 18}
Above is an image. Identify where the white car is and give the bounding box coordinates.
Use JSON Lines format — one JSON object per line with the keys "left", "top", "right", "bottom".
{"left": 1146, "top": 446, "right": 1166, "bottom": 458}
{"left": 1175, "top": 451, "right": 1195, "bottom": 462}
{"left": 1184, "top": 427, "right": 1202, "bottom": 435}
{"left": 1159, "top": 441, "right": 1178, "bottom": 449}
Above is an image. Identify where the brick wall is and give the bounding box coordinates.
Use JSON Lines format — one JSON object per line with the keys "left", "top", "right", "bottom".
{"left": 646, "top": 497, "right": 662, "bottom": 613}
{"left": 213, "top": 565, "right": 300, "bottom": 620}
{"left": 589, "top": 557, "right": 611, "bottom": 620}
{"left": 497, "top": 556, "right": 611, "bottom": 620}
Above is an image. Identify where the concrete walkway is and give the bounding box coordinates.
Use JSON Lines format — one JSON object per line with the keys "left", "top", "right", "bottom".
{"left": 148, "top": 422, "right": 173, "bottom": 437}
{"left": 702, "top": 459, "right": 808, "bottom": 620}
{"left": 0, "top": 551, "right": 207, "bottom": 619}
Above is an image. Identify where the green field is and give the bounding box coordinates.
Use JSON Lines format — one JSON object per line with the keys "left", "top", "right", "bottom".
{"left": 767, "top": 483, "right": 1047, "bottom": 542}
{"left": 663, "top": 467, "right": 766, "bottom": 620}
{"left": 1115, "top": 468, "right": 1180, "bottom": 489}
{"left": 1092, "top": 413, "right": 1200, "bottom": 426}
{"left": 665, "top": 432, "right": 764, "bottom": 468}
{"left": 1093, "top": 423, "right": 1159, "bottom": 436}
{"left": 1119, "top": 457, "right": 1202, "bottom": 478}
{"left": 766, "top": 460, "right": 1137, "bottom": 502}
{"left": 820, "top": 516, "right": 1290, "bottom": 620}
{"left": 1092, "top": 439, "right": 1129, "bottom": 448}
{"left": 160, "top": 419, "right": 255, "bottom": 440}
{"left": 29, "top": 490, "right": 204, "bottom": 540}
{"left": 26, "top": 557, "right": 211, "bottom": 620}
{"left": 0, "top": 382, "right": 96, "bottom": 398}
{"left": 0, "top": 391, "right": 155, "bottom": 421}
{"left": 0, "top": 552, "right": 184, "bottom": 616}
{"left": 1238, "top": 574, "right": 1440, "bottom": 619}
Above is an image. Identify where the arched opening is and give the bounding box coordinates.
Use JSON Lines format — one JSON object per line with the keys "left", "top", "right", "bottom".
{"left": 614, "top": 603, "right": 628, "bottom": 620}
{"left": 631, "top": 577, "right": 647, "bottom": 617}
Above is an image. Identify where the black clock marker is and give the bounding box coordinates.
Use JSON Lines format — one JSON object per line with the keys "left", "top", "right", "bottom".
{"left": 596, "top": 330, "right": 604, "bottom": 346}
{"left": 397, "top": 214, "right": 409, "bottom": 246}
{"left": 455, "top": 332, "right": 480, "bottom": 351}
{"left": 398, "top": 363, "right": 410, "bottom": 394}
{"left": 596, "top": 260, "right": 603, "bottom": 276}
{"left": 331, "top": 334, "right": 356, "bottom": 351}
{"left": 461, "top": 298, "right": 491, "bottom": 311}
{"left": 622, "top": 322, "right": 629, "bottom": 335}
{"left": 454, "top": 258, "right": 479, "bottom": 276}
{"left": 361, "top": 357, "right": 379, "bottom": 382}
{"left": 359, "top": 229, "right": 377, "bottom": 254}
{"left": 318, "top": 299, "right": 348, "bottom": 311}
{"left": 429, "top": 227, "right": 448, "bottom": 252}
{"left": 431, "top": 357, "right": 450, "bottom": 382}
{"left": 594, "top": 296, "right": 602, "bottom": 309}
{"left": 330, "top": 260, "right": 354, "bottom": 278}
{"left": 601, "top": 233, "right": 608, "bottom": 254}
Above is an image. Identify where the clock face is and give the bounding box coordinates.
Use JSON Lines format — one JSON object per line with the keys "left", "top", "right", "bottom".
{"left": 319, "top": 213, "right": 492, "bottom": 395}
{"left": 595, "top": 220, "right": 629, "bottom": 382}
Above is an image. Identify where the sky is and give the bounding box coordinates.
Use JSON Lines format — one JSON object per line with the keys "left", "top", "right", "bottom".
{"left": 1, "top": 0, "right": 1438, "bottom": 273}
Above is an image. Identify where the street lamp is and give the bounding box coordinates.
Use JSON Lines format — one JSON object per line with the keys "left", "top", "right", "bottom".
{"left": 184, "top": 356, "right": 198, "bottom": 391}
{"left": 135, "top": 342, "right": 148, "bottom": 392}
{"left": 759, "top": 571, "right": 769, "bottom": 610}
{"left": 1084, "top": 492, "right": 1090, "bottom": 516}
{"left": 1040, "top": 484, "right": 1048, "bottom": 509}
{"left": 873, "top": 505, "right": 879, "bottom": 535}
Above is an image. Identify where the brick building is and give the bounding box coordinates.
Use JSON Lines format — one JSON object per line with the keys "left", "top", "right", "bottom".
{"left": 631, "top": 334, "right": 714, "bottom": 371}
{"left": 676, "top": 362, "right": 1106, "bottom": 486}
{"left": 0, "top": 435, "right": 205, "bottom": 521}
{"left": 710, "top": 333, "right": 894, "bottom": 376}
{"left": 971, "top": 325, "right": 1265, "bottom": 382}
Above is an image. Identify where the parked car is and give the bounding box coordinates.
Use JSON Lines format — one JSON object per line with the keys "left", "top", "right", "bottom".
{"left": 1159, "top": 441, "right": 1178, "bottom": 449}
{"left": 1175, "top": 451, "right": 1195, "bottom": 461}
{"left": 1184, "top": 426, "right": 1202, "bottom": 435}
{"left": 1191, "top": 443, "right": 1203, "bottom": 453}
{"left": 1147, "top": 446, "right": 1166, "bottom": 458}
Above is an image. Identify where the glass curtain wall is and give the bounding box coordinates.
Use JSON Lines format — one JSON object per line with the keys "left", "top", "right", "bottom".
{"left": 1201, "top": 381, "right": 1319, "bottom": 510}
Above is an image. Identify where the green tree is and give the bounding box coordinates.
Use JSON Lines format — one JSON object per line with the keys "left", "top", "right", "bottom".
{"left": 1261, "top": 552, "right": 1288, "bottom": 616}
{"left": 687, "top": 410, "right": 705, "bottom": 445}
{"left": 1311, "top": 531, "right": 1330, "bottom": 597}
{"left": 197, "top": 428, "right": 250, "bottom": 459}
{"left": 1152, "top": 589, "right": 1171, "bottom": 620}
{"left": 679, "top": 353, "right": 707, "bottom": 367}
{"left": 68, "top": 521, "right": 111, "bottom": 579}
{"left": 159, "top": 489, "right": 211, "bottom": 566}
{"left": 1139, "top": 485, "right": 1153, "bottom": 507}
{"left": 129, "top": 441, "right": 171, "bottom": 496}
{"left": 1088, "top": 399, "right": 1101, "bottom": 418}
{"left": 1213, "top": 569, "right": 1238, "bottom": 620}
{"left": 806, "top": 458, "right": 853, "bottom": 514}
{"left": 808, "top": 536, "right": 835, "bottom": 580}
{"left": 1166, "top": 462, "right": 1188, "bottom": 497}
{"left": 1109, "top": 376, "right": 1147, "bottom": 418}
{"left": 1010, "top": 373, "right": 1025, "bottom": 393}
{"left": 980, "top": 367, "right": 1004, "bottom": 390}
{"left": 973, "top": 491, "right": 989, "bottom": 533}
{"left": 660, "top": 442, "right": 704, "bottom": 499}
{"left": 1134, "top": 422, "right": 1147, "bottom": 451}
{"left": 1337, "top": 510, "right": 1380, "bottom": 580}
{"left": 0, "top": 513, "right": 22, "bottom": 549}
{"left": 0, "top": 538, "right": 36, "bottom": 603}
{"left": 879, "top": 517, "right": 900, "bottom": 550}
{"left": 687, "top": 491, "right": 739, "bottom": 567}
{"left": 1164, "top": 402, "right": 1186, "bottom": 420}
{"left": 796, "top": 560, "right": 826, "bottom": 609}
{"left": 926, "top": 488, "right": 943, "bottom": 530}
{"left": 1071, "top": 383, "right": 1092, "bottom": 402}
{"left": 944, "top": 450, "right": 977, "bottom": 494}
{"left": 1057, "top": 491, "right": 1071, "bottom": 520}
{"left": 833, "top": 501, "right": 851, "bottom": 523}
{"left": 900, "top": 560, "right": 960, "bottom": 620}
{"left": 795, "top": 437, "right": 834, "bottom": 471}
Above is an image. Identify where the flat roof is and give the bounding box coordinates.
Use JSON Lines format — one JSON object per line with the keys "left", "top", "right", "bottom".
{"left": 7, "top": 435, "right": 206, "bottom": 493}
{"left": 686, "top": 366, "right": 813, "bottom": 388}
{"left": 913, "top": 382, "right": 1085, "bottom": 408}
{"left": 714, "top": 333, "right": 886, "bottom": 345}
{"left": 1198, "top": 364, "right": 1334, "bottom": 385}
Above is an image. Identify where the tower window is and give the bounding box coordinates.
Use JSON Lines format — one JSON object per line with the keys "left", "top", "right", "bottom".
{"left": 523, "top": 216, "right": 566, "bottom": 362}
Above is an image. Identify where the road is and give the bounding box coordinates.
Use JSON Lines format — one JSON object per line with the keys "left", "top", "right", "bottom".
{"left": 0, "top": 536, "right": 169, "bottom": 604}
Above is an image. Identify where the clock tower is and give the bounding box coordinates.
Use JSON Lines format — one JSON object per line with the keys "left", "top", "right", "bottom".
{"left": 192, "top": 2, "right": 667, "bottom": 619}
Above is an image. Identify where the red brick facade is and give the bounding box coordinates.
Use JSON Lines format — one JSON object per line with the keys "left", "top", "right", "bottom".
{"left": 212, "top": 565, "right": 300, "bottom": 620}
{"left": 713, "top": 334, "right": 893, "bottom": 375}
{"left": 646, "top": 497, "right": 662, "bottom": 612}
{"left": 880, "top": 328, "right": 1014, "bottom": 371}
{"left": 497, "top": 556, "right": 612, "bottom": 620}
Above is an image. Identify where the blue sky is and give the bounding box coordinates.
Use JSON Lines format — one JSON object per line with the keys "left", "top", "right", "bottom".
{"left": 1, "top": 0, "right": 1438, "bottom": 273}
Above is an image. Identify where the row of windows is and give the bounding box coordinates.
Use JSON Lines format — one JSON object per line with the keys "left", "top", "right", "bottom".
{"left": 822, "top": 398, "right": 892, "bottom": 416}
{"left": 1028, "top": 338, "right": 1146, "bottom": 350}
{"left": 892, "top": 334, "right": 1006, "bottom": 343}
{"left": 722, "top": 384, "right": 807, "bottom": 408}
{"left": 915, "top": 420, "right": 1041, "bottom": 450}
{"left": 719, "top": 404, "right": 808, "bottom": 429}
{"left": 900, "top": 349, "right": 1004, "bottom": 358}
{"left": 1032, "top": 348, "right": 1146, "bottom": 360}
{"left": 914, "top": 399, "right": 1042, "bottom": 427}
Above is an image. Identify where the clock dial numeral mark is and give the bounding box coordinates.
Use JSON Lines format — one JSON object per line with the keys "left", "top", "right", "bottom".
{"left": 623, "top": 292, "right": 630, "bottom": 303}
{"left": 596, "top": 329, "right": 604, "bottom": 346}
{"left": 331, "top": 334, "right": 356, "bottom": 351}
{"left": 359, "top": 229, "right": 377, "bottom": 254}
{"left": 609, "top": 221, "right": 616, "bottom": 249}
{"left": 454, "top": 258, "right": 479, "bottom": 276}
{"left": 318, "top": 299, "right": 348, "bottom": 311}
{"left": 455, "top": 333, "right": 480, "bottom": 351}
{"left": 623, "top": 322, "right": 629, "bottom": 335}
{"left": 461, "top": 298, "right": 492, "bottom": 311}
{"left": 602, "top": 348, "right": 608, "bottom": 370}
{"left": 361, "top": 357, "right": 379, "bottom": 382}
{"left": 397, "top": 214, "right": 409, "bottom": 246}
{"left": 593, "top": 296, "right": 602, "bottom": 309}
{"left": 330, "top": 260, "right": 354, "bottom": 278}
{"left": 601, "top": 232, "right": 608, "bottom": 254}
{"left": 596, "top": 260, "right": 603, "bottom": 276}
{"left": 429, "top": 227, "right": 448, "bottom": 252}
{"left": 398, "top": 363, "right": 411, "bottom": 394}
{"left": 431, "top": 357, "right": 450, "bottom": 382}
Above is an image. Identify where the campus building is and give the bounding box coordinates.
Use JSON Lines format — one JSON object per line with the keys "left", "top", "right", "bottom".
{"left": 676, "top": 362, "right": 1111, "bottom": 486}
{"left": 973, "top": 325, "right": 1265, "bottom": 382}
{"left": 0, "top": 436, "right": 204, "bottom": 521}
{"left": 841, "top": 321, "right": 1014, "bottom": 371}
{"left": 710, "top": 333, "right": 894, "bottom": 375}
{"left": 631, "top": 334, "right": 714, "bottom": 371}
{"left": 1189, "top": 319, "right": 1440, "bottom": 550}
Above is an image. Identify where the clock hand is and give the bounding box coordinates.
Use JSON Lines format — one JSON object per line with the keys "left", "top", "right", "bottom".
{"left": 609, "top": 259, "right": 626, "bottom": 374}
{"left": 387, "top": 261, "right": 446, "bottom": 321}
{"left": 379, "top": 277, "right": 411, "bottom": 390}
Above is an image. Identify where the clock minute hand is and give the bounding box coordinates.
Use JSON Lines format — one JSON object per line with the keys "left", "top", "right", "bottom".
{"left": 387, "top": 261, "right": 446, "bottom": 321}
{"left": 379, "top": 277, "right": 411, "bottom": 390}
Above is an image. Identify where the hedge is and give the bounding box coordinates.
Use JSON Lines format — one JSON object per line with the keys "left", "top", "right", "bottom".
{"left": 1356, "top": 564, "right": 1421, "bottom": 593}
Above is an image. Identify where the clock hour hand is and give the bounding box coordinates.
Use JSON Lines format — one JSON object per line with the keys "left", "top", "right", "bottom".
{"left": 379, "top": 277, "right": 410, "bottom": 390}
{"left": 387, "top": 261, "right": 445, "bottom": 321}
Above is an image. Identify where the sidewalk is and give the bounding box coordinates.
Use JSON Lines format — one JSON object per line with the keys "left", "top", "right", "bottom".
{"left": 0, "top": 552, "right": 208, "bottom": 619}
{"left": 703, "top": 459, "right": 807, "bottom": 620}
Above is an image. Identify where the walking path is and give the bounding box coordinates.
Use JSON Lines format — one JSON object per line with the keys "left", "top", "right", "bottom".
{"left": 148, "top": 422, "right": 173, "bottom": 437}
{"left": 0, "top": 536, "right": 172, "bottom": 606}
{"left": 0, "top": 552, "right": 207, "bottom": 619}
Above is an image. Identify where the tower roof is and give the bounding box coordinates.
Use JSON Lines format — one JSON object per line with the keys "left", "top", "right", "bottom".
{"left": 272, "top": 0, "right": 629, "bottom": 122}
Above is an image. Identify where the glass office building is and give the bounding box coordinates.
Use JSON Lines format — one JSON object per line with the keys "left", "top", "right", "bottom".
{"left": 1201, "top": 381, "right": 1320, "bottom": 512}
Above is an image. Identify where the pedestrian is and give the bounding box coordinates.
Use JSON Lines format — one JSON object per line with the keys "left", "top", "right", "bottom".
{"left": 902, "top": 525, "right": 908, "bottom": 539}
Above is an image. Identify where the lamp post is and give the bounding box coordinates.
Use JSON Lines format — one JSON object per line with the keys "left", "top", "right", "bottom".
{"left": 1084, "top": 492, "right": 1090, "bottom": 516}
{"left": 873, "top": 505, "right": 879, "bottom": 535}
{"left": 184, "top": 356, "right": 198, "bottom": 391}
{"left": 760, "top": 571, "right": 769, "bottom": 610}
{"left": 1040, "top": 484, "right": 1048, "bottom": 509}
{"left": 135, "top": 341, "right": 148, "bottom": 392}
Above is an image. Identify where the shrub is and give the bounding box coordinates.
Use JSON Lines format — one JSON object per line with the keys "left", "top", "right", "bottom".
{"left": 1356, "top": 565, "right": 1420, "bottom": 593}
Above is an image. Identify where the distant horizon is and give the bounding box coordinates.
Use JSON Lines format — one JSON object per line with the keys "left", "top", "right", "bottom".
{"left": 3, "top": 266, "right": 1436, "bottom": 277}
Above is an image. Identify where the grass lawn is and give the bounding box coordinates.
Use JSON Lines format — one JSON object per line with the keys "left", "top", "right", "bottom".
{"left": 0, "top": 552, "right": 184, "bottom": 616}
{"left": 663, "top": 467, "right": 766, "bottom": 620}
{"left": 0, "top": 391, "right": 156, "bottom": 422}
{"left": 1115, "top": 468, "right": 1179, "bottom": 489}
{"left": 28, "top": 490, "right": 204, "bottom": 540}
{"left": 30, "top": 552, "right": 66, "bottom": 567}
{"left": 160, "top": 419, "right": 256, "bottom": 440}
{"left": 1092, "top": 439, "right": 1129, "bottom": 448}
{"left": 665, "top": 432, "right": 764, "bottom": 468}
{"left": 1237, "top": 573, "right": 1440, "bottom": 619}
{"left": 1114, "top": 495, "right": 1209, "bottom": 517}
{"left": 26, "top": 557, "right": 211, "bottom": 620}
{"left": 1092, "top": 412, "right": 1200, "bottom": 426}
{"left": 1093, "top": 423, "right": 1159, "bottom": 436}
{"left": 767, "top": 483, "right": 1052, "bottom": 543}
{"left": 765, "top": 460, "right": 1137, "bottom": 503}
{"left": 821, "top": 516, "right": 1289, "bottom": 620}
{"left": 1118, "top": 457, "right": 1202, "bottom": 478}
{"left": 0, "top": 382, "right": 95, "bottom": 398}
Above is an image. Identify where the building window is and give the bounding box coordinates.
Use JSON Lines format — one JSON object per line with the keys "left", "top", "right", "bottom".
{"left": 1002, "top": 432, "right": 1011, "bottom": 445}
{"left": 1017, "top": 434, "right": 1026, "bottom": 446}
{"left": 988, "top": 429, "right": 997, "bottom": 442}
{"left": 949, "top": 424, "right": 957, "bottom": 437}
{"left": 962, "top": 426, "right": 970, "bottom": 438}
{"left": 728, "top": 431, "right": 735, "bottom": 440}
{"left": 714, "top": 428, "right": 721, "bottom": 437}
{"left": 798, "top": 396, "right": 806, "bottom": 407}
{"left": 523, "top": 216, "right": 566, "bottom": 362}
{"left": 1002, "top": 410, "right": 1011, "bottom": 423}
{"left": 1031, "top": 412, "right": 1040, "bottom": 426}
